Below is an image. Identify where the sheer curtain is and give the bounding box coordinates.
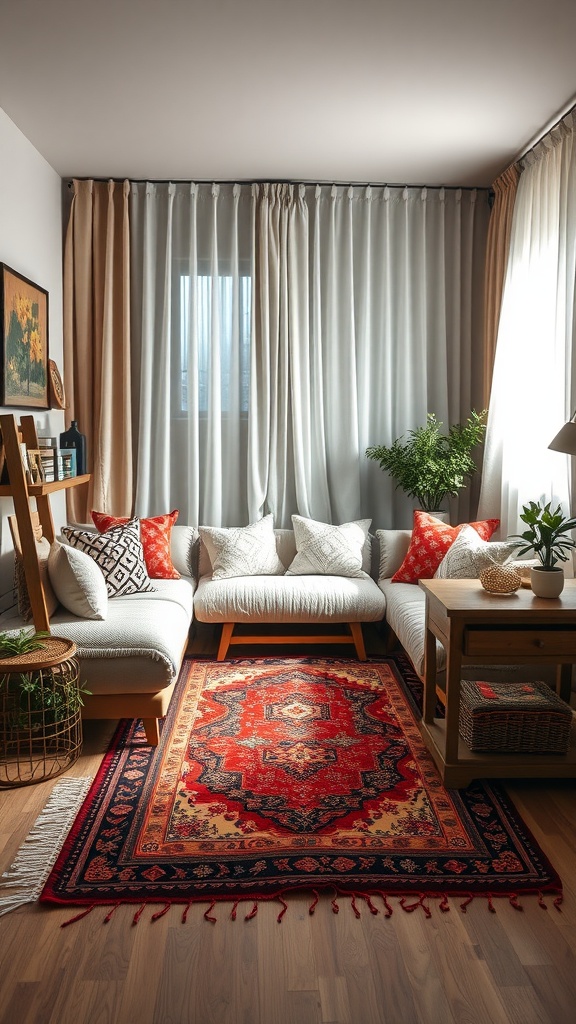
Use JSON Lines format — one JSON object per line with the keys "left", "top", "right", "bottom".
{"left": 479, "top": 112, "right": 576, "bottom": 536}
{"left": 129, "top": 182, "right": 490, "bottom": 528}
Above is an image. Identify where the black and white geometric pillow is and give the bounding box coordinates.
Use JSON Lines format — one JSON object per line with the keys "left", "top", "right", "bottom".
{"left": 62, "top": 517, "right": 156, "bottom": 597}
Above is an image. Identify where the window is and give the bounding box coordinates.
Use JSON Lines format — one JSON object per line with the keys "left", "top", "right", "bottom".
{"left": 179, "top": 273, "right": 252, "bottom": 414}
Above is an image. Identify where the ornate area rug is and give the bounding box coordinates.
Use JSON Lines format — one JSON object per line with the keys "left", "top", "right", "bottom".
{"left": 39, "top": 657, "right": 562, "bottom": 922}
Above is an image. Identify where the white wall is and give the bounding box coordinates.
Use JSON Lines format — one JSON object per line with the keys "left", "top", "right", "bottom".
{"left": 0, "top": 106, "right": 66, "bottom": 612}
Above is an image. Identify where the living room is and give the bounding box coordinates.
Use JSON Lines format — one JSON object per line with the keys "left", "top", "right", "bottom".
{"left": 1, "top": 2, "right": 576, "bottom": 1022}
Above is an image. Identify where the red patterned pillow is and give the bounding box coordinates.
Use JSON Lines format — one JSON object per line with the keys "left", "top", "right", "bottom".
{"left": 91, "top": 509, "right": 180, "bottom": 579}
{"left": 391, "top": 511, "right": 500, "bottom": 584}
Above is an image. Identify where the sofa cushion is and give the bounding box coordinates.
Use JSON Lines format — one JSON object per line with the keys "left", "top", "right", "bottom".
{"left": 286, "top": 516, "right": 371, "bottom": 577}
{"left": 434, "top": 525, "right": 518, "bottom": 579}
{"left": 199, "top": 514, "right": 285, "bottom": 579}
{"left": 62, "top": 518, "right": 157, "bottom": 597}
{"left": 194, "top": 574, "right": 386, "bottom": 624}
{"left": 378, "top": 578, "right": 445, "bottom": 678}
{"left": 91, "top": 509, "right": 181, "bottom": 579}
{"left": 376, "top": 529, "right": 412, "bottom": 581}
{"left": 48, "top": 541, "right": 108, "bottom": 620}
{"left": 46, "top": 578, "right": 195, "bottom": 693}
{"left": 391, "top": 512, "right": 500, "bottom": 584}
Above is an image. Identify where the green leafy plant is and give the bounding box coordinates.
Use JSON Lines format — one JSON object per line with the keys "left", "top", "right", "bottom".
{"left": 365, "top": 410, "right": 487, "bottom": 512}
{"left": 0, "top": 629, "right": 90, "bottom": 732}
{"left": 0, "top": 628, "right": 50, "bottom": 658}
{"left": 511, "top": 501, "right": 576, "bottom": 569}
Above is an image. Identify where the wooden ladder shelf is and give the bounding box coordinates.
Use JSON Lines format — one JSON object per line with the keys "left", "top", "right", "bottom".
{"left": 0, "top": 413, "right": 90, "bottom": 632}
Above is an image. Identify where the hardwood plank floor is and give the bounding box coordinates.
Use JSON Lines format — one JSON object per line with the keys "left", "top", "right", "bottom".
{"left": 1, "top": 625, "right": 575, "bottom": 1024}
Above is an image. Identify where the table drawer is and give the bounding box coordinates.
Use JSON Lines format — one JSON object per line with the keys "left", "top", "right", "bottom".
{"left": 464, "top": 629, "right": 576, "bottom": 658}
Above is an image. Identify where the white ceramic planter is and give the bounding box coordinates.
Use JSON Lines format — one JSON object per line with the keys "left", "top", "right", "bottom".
{"left": 530, "top": 566, "right": 565, "bottom": 599}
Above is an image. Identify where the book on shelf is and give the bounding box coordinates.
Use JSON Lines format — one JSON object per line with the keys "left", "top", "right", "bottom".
{"left": 54, "top": 448, "right": 77, "bottom": 480}
{"left": 37, "top": 435, "right": 57, "bottom": 448}
{"left": 25, "top": 449, "right": 45, "bottom": 485}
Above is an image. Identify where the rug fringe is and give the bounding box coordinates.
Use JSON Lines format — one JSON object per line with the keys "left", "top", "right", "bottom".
{"left": 54, "top": 886, "right": 565, "bottom": 926}
{"left": 0, "top": 776, "right": 92, "bottom": 918}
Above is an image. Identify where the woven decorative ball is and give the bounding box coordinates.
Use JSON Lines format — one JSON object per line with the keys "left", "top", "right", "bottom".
{"left": 480, "top": 563, "right": 522, "bottom": 594}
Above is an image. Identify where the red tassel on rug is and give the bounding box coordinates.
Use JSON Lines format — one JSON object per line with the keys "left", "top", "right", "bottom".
{"left": 204, "top": 900, "right": 217, "bottom": 923}
{"left": 150, "top": 902, "right": 171, "bottom": 922}
{"left": 103, "top": 902, "right": 121, "bottom": 923}
{"left": 276, "top": 897, "right": 288, "bottom": 923}
{"left": 309, "top": 890, "right": 320, "bottom": 915}
{"left": 245, "top": 902, "right": 258, "bottom": 920}
{"left": 132, "top": 903, "right": 147, "bottom": 925}
{"left": 61, "top": 906, "right": 94, "bottom": 928}
{"left": 508, "top": 893, "right": 523, "bottom": 912}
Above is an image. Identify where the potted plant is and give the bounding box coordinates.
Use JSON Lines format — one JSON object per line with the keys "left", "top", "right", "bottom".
{"left": 0, "top": 628, "right": 89, "bottom": 736}
{"left": 511, "top": 500, "right": 576, "bottom": 598}
{"left": 365, "top": 410, "right": 487, "bottom": 516}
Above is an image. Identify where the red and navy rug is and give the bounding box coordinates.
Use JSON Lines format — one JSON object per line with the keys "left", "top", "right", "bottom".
{"left": 41, "top": 657, "right": 562, "bottom": 923}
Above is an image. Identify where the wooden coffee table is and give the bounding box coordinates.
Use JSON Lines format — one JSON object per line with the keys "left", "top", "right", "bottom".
{"left": 418, "top": 578, "right": 576, "bottom": 787}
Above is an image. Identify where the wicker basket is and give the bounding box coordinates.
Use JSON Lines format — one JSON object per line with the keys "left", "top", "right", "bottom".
{"left": 459, "top": 680, "right": 573, "bottom": 754}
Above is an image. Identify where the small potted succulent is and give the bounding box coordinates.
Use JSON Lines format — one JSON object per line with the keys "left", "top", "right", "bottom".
{"left": 365, "top": 410, "right": 487, "bottom": 517}
{"left": 511, "top": 500, "right": 576, "bottom": 598}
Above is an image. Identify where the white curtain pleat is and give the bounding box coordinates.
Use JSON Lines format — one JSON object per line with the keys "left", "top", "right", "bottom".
{"left": 478, "top": 114, "right": 576, "bottom": 536}
{"left": 129, "top": 181, "right": 489, "bottom": 528}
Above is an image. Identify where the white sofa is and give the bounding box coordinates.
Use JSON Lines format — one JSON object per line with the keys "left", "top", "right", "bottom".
{"left": 194, "top": 526, "right": 386, "bottom": 660}
{"left": 1, "top": 524, "right": 198, "bottom": 745}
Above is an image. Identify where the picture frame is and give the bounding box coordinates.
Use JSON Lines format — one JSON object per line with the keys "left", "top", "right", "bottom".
{"left": 0, "top": 263, "right": 49, "bottom": 409}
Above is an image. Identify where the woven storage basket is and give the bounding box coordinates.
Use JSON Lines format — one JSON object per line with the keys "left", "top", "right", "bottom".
{"left": 459, "top": 680, "right": 573, "bottom": 754}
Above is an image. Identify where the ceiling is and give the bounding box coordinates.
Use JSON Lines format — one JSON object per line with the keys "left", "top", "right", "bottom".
{"left": 1, "top": 0, "right": 575, "bottom": 188}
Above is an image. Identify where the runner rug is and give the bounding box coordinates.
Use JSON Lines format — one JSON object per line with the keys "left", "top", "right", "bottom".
{"left": 37, "top": 656, "right": 562, "bottom": 922}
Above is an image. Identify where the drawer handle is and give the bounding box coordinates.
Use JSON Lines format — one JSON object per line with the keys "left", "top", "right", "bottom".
{"left": 534, "top": 639, "right": 545, "bottom": 648}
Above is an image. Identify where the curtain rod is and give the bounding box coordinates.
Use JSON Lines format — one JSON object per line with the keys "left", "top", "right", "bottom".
{"left": 67, "top": 177, "right": 487, "bottom": 192}
{"left": 511, "top": 95, "right": 576, "bottom": 166}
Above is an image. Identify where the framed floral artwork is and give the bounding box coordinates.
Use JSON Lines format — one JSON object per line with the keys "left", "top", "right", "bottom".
{"left": 1, "top": 263, "right": 49, "bottom": 409}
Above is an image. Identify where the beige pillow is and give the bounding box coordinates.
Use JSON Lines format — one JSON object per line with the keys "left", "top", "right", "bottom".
{"left": 434, "top": 525, "right": 517, "bottom": 579}
{"left": 286, "top": 516, "right": 371, "bottom": 577}
{"left": 199, "top": 514, "right": 285, "bottom": 580}
{"left": 48, "top": 541, "right": 108, "bottom": 620}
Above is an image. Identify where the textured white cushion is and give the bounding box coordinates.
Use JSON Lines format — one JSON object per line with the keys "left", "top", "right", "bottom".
{"left": 62, "top": 518, "right": 156, "bottom": 597}
{"left": 379, "top": 578, "right": 445, "bottom": 678}
{"left": 434, "top": 525, "right": 517, "bottom": 580}
{"left": 286, "top": 517, "right": 371, "bottom": 577}
{"left": 195, "top": 574, "right": 386, "bottom": 623}
{"left": 48, "top": 541, "right": 108, "bottom": 620}
{"left": 199, "top": 514, "right": 285, "bottom": 580}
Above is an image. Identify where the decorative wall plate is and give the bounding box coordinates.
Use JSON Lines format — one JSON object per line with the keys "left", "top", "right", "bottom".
{"left": 48, "top": 359, "right": 66, "bottom": 409}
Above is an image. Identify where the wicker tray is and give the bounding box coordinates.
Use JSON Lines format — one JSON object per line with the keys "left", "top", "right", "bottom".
{"left": 459, "top": 680, "right": 573, "bottom": 754}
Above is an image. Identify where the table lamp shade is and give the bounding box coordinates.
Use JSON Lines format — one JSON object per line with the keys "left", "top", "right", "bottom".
{"left": 549, "top": 415, "right": 576, "bottom": 456}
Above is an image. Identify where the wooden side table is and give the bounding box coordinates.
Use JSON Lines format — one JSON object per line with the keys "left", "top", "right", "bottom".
{"left": 418, "top": 579, "right": 576, "bottom": 787}
{"left": 0, "top": 636, "right": 82, "bottom": 787}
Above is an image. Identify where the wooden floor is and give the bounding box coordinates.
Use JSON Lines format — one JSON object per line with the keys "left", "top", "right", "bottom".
{"left": 1, "top": 624, "right": 576, "bottom": 1024}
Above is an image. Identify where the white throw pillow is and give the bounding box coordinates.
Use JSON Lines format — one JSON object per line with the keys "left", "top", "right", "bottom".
{"left": 199, "top": 514, "right": 285, "bottom": 580}
{"left": 286, "top": 516, "right": 371, "bottom": 577}
{"left": 48, "top": 541, "right": 108, "bottom": 620}
{"left": 434, "top": 525, "right": 517, "bottom": 579}
{"left": 61, "top": 518, "right": 156, "bottom": 597}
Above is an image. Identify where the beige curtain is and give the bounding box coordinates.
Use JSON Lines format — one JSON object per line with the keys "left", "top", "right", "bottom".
{"left": 482, "top": 164, "right": 520, "bottom": 406}
{"left": 63, "top": 179, "right": 132, "bottom": 522}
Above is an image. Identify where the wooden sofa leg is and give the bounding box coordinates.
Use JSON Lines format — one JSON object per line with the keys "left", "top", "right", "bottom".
{"left": 142, "top": 718, "right": 161, "bottom": 746}
{"left": 349, "top": 623, "right": 367, "bottom": 661}
{"left": 217, "top": 623, "right": 235, "bottom": 661}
